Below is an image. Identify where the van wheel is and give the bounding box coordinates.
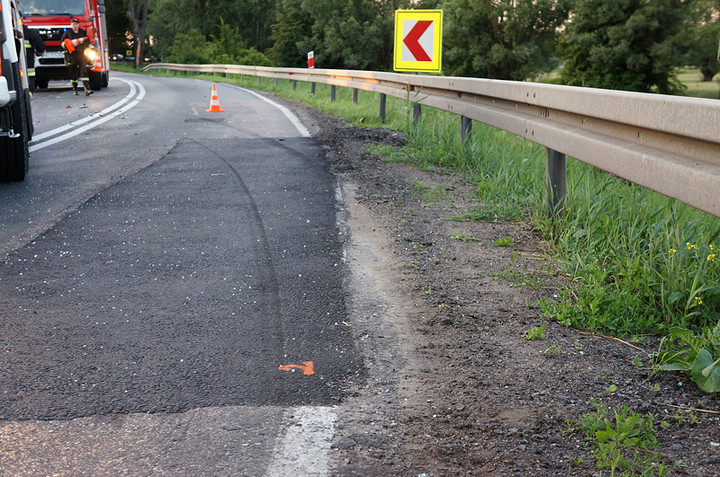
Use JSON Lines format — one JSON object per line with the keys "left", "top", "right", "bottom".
{"left": 89, "top": 70, "right": 102, "bottom": 90}
{"left": 0, "top": 85, "right": 30, "bottom": 182}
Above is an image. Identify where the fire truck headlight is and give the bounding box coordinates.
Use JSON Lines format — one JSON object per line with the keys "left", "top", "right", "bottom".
{"left": 84, "top": 48, "right": 98, "bottom": 62}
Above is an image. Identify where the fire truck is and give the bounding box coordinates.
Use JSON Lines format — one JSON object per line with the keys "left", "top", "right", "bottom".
{"left": 0, "top": 0, "right": 32, "bottom": 181}
{"left": 21, "top": 0, "right": 109, "bottom": 90}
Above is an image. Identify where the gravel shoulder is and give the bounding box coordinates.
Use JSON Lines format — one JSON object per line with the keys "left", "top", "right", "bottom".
{"left": 285, "top": 96, "right": 720, "bottom": 476}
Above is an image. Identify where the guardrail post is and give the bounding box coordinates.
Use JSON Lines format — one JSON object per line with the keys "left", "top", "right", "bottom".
{"left": 379, "top": 93, "right": 387, "bottom": 123}
{"left": 353, "top": 88, "right": 358, "bottom": 104}
{"left": 331, "top": 85, "right": 336, "bottom": 102}
{"left": 413, "top": 103, "right": 421, "bottom": 126}
{"left": 241, "top": 74, "right": 245, "bottom": 81}
{"left": 546, "top": 148, "right": 566, "bottom": 218}
{"left": 275, "top": 78, "right": 279, "bottom": 87}
{"left": 293, "top": 80, "right": 297, "bottom": 90}
{"left": 461, "top": 116, "right": 473, "bottom": 145}
{"left": 257, "top": 76, "right": 261, "bottom": 85}
{"left": 311, "top": 83, "right": 316, "bottom": 95}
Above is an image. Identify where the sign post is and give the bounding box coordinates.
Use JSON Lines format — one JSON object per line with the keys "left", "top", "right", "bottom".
{"left": 393, "top": 10, "right": 443, "bottom": 73}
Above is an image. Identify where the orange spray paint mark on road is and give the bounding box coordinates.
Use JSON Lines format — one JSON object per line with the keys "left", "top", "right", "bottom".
{"left": 278, "top": 361, "right": 315, "bottom": 375}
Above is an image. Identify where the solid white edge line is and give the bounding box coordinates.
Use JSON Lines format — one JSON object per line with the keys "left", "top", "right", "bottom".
{"left": 264, "top": 406, "right": 337, "bottom": 477}
{"left": 230, "top": 85, "right": 312, "bottom": 138}
{"left": 30, "top": 79, "right": 146, "bottom": 152}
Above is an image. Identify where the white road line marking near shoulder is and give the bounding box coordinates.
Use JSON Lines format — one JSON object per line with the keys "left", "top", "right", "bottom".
{"left": 29, "top": 78, "right": 146, "bottom": 152}
{"left": 230, "top": 85, "right": 311, "bottom": 138}
{"left": 264, "top": 406, "right": 337, "bottom": 477}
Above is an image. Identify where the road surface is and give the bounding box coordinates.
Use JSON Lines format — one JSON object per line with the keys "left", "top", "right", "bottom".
{"left": 0, "top": 73, "right": 373, "bottom": 475}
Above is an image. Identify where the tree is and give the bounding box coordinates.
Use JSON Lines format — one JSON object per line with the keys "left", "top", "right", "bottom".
{"left": 163, "top": 29, "right": 212, "bottom": 64}
{"left": 267, "top": 0, "right": 314, "bottom": 66}
{"left": 106, "top": 0, "right": 131, "bottom": 56}
{"left": 127, "top": 0, "right": 150, "bottom": 68}
{"left": 162, "top": 23, "right": 272, "bottom": 65}
{"left": 268, "top": 0, "right": 412, "bottom": 70}
{"left": 147, "top": 0, "right": 277, "bottom": 60}
{"left": 442, "top": 0, "right": 573, "bottom": 80}
{"left": 676, "top": 0, "right": 720, "bottom": 81}
{"left": 559, "top": 0, "right": 689, "bottom": 94}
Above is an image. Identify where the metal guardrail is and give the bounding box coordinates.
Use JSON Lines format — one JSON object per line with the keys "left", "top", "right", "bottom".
{"left": 143, "top": 62, "right": 720, "bottom": 219}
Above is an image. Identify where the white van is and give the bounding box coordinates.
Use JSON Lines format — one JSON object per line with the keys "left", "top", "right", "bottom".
{"left": 0, "top": 0, "right": 32, "bottom": 181}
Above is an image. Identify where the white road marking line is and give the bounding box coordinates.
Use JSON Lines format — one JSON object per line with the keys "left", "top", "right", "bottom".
{"left": 29, "top": 78, "right": 146, "bottom": 152}
{"left": 229, "top": 84, "right": 312, "bottom": 138}
{"left": 265, "top": 406, "right": 337, "bottom": 477}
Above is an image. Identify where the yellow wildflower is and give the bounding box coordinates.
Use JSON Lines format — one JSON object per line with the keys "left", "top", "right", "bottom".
{"left": 669, "top": 249, "right": 677, "bottom": 254}
{"left": 695, "top": 296, "right": 703, "bottom": 305}
{"left": 708, "top": 254, "right": 717, "bottom": 262}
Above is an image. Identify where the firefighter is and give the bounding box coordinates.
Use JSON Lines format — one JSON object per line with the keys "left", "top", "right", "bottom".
{"left": 23, "top": 24, "right": 46, "bottom": 94}
{"left": 61, "top": 17, "right": 93, "bottom": 96}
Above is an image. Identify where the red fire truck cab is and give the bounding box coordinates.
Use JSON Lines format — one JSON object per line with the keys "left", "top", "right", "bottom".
{"left": 21, "top": 0, "right": 109, "bottom": 90}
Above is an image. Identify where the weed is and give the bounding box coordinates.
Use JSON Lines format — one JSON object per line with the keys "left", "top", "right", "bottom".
{"left": 653, "top": 320, "right": 720, "bottom": 392}
{"left": 670, "top": 409, "right": 699, "bottom": 425}
{"left": 541, "top": 345, "right": 566, "bottom": 356}
{"left": 631, "top": 335, "right": 649, "bottom": 346}
{"left": 572, "top": 399, "right": 670, "bottom": 476}
{"left": 450, "top": 233, "right": 480, "bottom": 243}
{"left": 524, "top": 323, "right": 547, "bottom": 340}
{"left": 493, "top": 236, "right": 514, "bottom": 247}
{"left": 411, "top": 181, "right": 447, "bottom": 203}
{"left": 411, "top": 242, "right": 427, "bottom": 254}
{"left": 490, "top": 262, "right": 543, "bottom": 290}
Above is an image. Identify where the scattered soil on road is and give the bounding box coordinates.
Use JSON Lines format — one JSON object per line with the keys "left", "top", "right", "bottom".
{"left": 283, "top": 96, "right": 720, "bottom": 476}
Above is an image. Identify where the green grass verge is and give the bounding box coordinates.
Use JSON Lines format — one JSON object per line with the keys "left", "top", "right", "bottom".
{"left": 118, "top": 64, "right": 720, "bottom": 340}
{"left": 676, "top": 67, "right": 719, "bottom": 99}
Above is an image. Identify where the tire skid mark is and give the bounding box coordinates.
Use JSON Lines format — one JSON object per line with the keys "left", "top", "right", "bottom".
{"left": 184, "top": 138, "right": 287, "bottom": 392}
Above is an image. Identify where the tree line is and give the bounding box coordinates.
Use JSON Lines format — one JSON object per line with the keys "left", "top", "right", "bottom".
{"left": 108, "top": 0, "right": 720, "bottom": 94}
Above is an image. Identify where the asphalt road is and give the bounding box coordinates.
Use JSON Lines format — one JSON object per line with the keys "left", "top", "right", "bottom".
{"left": 0, "top": 73, "right": 364, "bottom": 474}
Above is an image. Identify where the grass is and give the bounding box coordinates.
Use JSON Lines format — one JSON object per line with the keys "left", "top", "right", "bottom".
{"left": 676, "top": 67, "right": 719, "bottom": 99}
{"left": 120, "top": 63, "right": 720, "bottom": 371}
{"left": 536, "top": 65, "right": 720, "bottom": 99}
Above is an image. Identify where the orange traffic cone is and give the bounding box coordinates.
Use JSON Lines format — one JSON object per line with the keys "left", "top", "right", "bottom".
{"left": 91, "top": 54, "right": 102, "bottom": 72}
{"left": 206, "top": 84, "right": 225, "bottom": 112}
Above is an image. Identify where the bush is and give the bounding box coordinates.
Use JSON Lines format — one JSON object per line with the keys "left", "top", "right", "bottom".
{"left": 164, "top": 22, "right": 272, "bottom": 66}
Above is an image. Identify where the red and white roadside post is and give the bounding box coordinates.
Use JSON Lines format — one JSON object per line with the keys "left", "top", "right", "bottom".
{"left": 308, "top": 51, "right": 316, "bottom": 95}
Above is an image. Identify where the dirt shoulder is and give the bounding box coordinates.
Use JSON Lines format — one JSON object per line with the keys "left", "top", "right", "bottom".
{"left": 288, "top": 97, "right": 720, "bottom": 476}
